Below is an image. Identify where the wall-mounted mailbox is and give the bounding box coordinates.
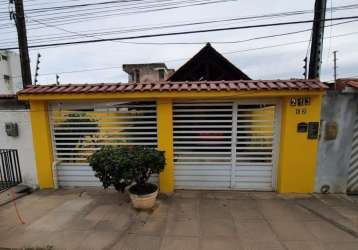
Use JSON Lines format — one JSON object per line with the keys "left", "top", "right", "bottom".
{"left": 5, "top": 122, "right": 19, "bottom": 137}
{"left": 324, "top": 121, "right": 338, "bottom": 140}
{"left": 297, "top": 122, "right": 308, "bottom": 133}
{"left": 307, "top": 122, "right": 319, "bottom": 139}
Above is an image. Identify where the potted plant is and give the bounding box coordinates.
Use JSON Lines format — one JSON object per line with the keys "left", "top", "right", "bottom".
{"left": 88, "top": 146, "right": 165, "bottom": 209}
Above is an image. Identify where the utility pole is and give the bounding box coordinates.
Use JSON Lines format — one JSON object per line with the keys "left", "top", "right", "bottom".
{"left": 308, "top": 0, "right": 327, "bottom": 79}
{"left": 11, "top": 0, "right": 32, "bottom": 87}
{"left": 333, "top": 50, "right": 338, "bottom": 81}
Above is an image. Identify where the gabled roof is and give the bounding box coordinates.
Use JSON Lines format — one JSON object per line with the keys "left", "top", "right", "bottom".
{"left": 168, "top": 43, "right": 250, "bottom": 81}
{"left": 18, "top": 80, "right": 327, "bottom": 95}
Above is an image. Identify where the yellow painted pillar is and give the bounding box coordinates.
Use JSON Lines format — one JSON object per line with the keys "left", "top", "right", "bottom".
{"left": 277, "top": 95, "right": 323, "bottom": 193}
{"left": 30, "top": 101, "right": 54, "bottom": 188}
{"left": 157, "top": 98, "right": 174, "bottom": 193}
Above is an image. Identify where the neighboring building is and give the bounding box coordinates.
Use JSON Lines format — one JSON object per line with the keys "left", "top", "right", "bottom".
{"left": 0, "top": 50, "right": 23, "bottom": 95}
{"left": 315, "top": 79, "right": 358, "bottom": 194}
{"left": 123, "top": 63, "right": 174, "bottom": 83}
{"left": 168, "top": 43, "right": 250, "bottom": 81}
{"left": 0, "top": 51, "right": 37, "bottom": 188}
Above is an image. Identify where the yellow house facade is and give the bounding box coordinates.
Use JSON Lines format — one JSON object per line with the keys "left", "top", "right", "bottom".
{"left": 18, "top": 80, "right": 327, "bottom": 193}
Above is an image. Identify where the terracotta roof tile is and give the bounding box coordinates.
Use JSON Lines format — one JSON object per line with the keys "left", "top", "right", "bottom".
{"left": 336, "top": 79, "right": 358, "bottom": 89}
{"left": 17, "top": 80, "right": 328, "bottom": 95}
{"left": 116, "top": 84, "right": 126, "bottom": 91}
{"left": 209, "top": 83, "right": 218, "bottom": 90}
{"left": 238, "top": 82, "right": 248, "bottom": 90}
{"left": 171, "top": 82, "right": 180, "bottom": 91}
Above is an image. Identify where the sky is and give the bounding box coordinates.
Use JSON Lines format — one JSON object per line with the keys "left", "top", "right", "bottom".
{"left": 0, "top": 0, "right": 357, "bottom": 84}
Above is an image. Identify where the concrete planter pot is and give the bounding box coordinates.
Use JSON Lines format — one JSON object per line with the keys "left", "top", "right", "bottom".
{"left": 129, "top": 184, "right": 158, "bottom": 210}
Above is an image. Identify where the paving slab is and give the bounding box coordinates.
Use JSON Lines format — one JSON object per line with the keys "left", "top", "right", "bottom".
{"left": 165, "top": 218, "right": 200, "bottom": 237}
{"left": 231, "top": 200, "right": 263, "bottom": 221}
{"left": 199, "top": 199, "right": 232, "bottom": 220}
{"left": 201, "top": 218, "right": 237, "bottom": 237}
{"left": 39, "top": 230, "right": 89, "bottom": 250}
{"left": 257, "top": 200, "right": 299, "bottom": 221}
{"left": 25, "top": 210, "right": 76, "bottom": 232}
{"left": 323, "top": 242, "right": 358, "bottom": 250}
{"left": 79, "top": 231, "right": 121, "bottom": 250}
{"left": 269, "top": 220, "right": 316, "bottom": 241}
{"left": 160, "top": 236, "right": 199, "bottom": 250}
{"left": 199, "top": 237, "right": 239, "bottom": 250}
{"left": 282, "top": 241, "right": 326, "bottom": 250}
{"left": 304, "top": 221, "right": 358, "bottom": 242}
{"left": 239, "top": 240, "right": 285, "bottom": 250}
{"left": 168, "top": 198, "right": 198, "bottom": 221}
{"left": 1, "top": 189, "right": 358, "bottom": 250}
{"left": 129, "top": 217, "right": 167, "bottom": 236}
{"left": 235, "top": 219, "right": 278, "bottom": 242}
{"left": 0, "top": 227, "right": 61, "bottom": 249}
{"left": 113, "top": 234, "right": 162, "bottom": 250}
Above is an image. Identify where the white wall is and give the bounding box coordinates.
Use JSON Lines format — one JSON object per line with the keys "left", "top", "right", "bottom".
{"left": 0, "top": 110, "right": 38, "bottom": 188}
{"left": 0, "top": 50, "right": 22, "bottom": 95}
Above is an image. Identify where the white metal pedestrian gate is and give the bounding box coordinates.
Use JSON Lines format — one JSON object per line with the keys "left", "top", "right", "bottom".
{"left": 49, "top": 101, "right": 158, "bottom": 187}
{"left": 173, "top": 100, "right": 280, "bottom": 190}
{"left": 347, "top": 107, "right": 358, "bottom": 194}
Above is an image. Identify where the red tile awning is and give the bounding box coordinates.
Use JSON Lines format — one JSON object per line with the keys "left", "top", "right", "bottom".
{"left": 336, "top": 79, "right": 358, "bottom": 89}
{"left": 18, "top": 80, "right": 328, "bottom": 95}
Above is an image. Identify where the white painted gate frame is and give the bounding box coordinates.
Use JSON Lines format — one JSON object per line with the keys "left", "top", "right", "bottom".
{"left": 232, "top": 98, "right": 281, "bottom": 190}
{"left": 48, "top": 100, "right": 159, "bottom": 187}
{"left": 47, "top": 99, "right": 282, "bottom": 190}
{"left": 174, "top": 98, "right": 282, "bottom": 190}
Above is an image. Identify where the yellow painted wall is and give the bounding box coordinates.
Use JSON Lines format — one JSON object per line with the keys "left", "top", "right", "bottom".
{"left": 29, "top": 101, "right": 54, "bottom": 188}
{"left": 277, "top": 95, "right": 323, "bottom": 193}
{"left": 156, "top": 99, "right": 174, "bottom": 193}
{"left": 24, "top": 90, "right": 325, "bottom": 193}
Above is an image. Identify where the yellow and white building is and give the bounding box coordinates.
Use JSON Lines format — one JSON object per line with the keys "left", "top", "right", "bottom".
{"left": 18, "top": 79, "right": 327, "bottom": 193}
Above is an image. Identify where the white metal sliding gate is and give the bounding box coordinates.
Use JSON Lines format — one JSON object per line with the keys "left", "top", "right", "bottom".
{"left": 173, "top": 100, "right": 280, "bottom": 190}
{"left": 49, "top": 101, "right": 158, "bottom": 187}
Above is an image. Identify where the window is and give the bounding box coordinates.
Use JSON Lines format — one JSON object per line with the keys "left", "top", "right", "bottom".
{"left": 135, "top": 69, "right": 140, "bottom": 83}
{"left": 1, "top": 55, "right": 8, "bottom": 61}
{"left": 158, "top": 69, "right": 165, "bottom": 80}
{"left": 129, "top": 72, "right": 134, "bottom": 82}
{"left": 3, "top": 74, "right": 10, "bottom": 81}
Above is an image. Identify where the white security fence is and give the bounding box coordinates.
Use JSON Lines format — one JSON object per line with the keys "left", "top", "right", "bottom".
{"left": 173, "top": 100, "right": 280, "bottom": 191}
{"left": 49, "top": 101, "right": 158, "bottom": 187}
{"left": 49, "top": 99, "right": 280, "bottom": 190}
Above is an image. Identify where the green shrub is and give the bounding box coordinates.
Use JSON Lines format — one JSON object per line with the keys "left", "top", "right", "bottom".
{"left": 89, "top": 146, "right": 165, "bottom": 192}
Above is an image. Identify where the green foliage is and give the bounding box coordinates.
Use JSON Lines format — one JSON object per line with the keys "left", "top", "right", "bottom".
{"left": 55, "top": 113, "right": 100, "bottom": 162}
{"left": 88, "top": 146, "right": 165, "bottom": 192}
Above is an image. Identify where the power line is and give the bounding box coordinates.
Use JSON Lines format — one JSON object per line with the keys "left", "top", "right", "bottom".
{"left": 2, "top": 1, "right": 357, "bottom": 30}
{"left": 16, "top": 17, "right": 355, "bottom": 47}
{"left": 0, "top": 1, "right": 306, "bottom": 29}
{"left": 12, "top": 29, "right": 358, "bottom": 78}
{"left": 2, "top": 15, "right": 358, "bottom": 50}
{"left": 0, "top": 0, "right": 235, "bottom": 15}
{"left": 1, "top": 2, "right": 357, "bottom": 33}
{"left": 1, "top": 12, "right": 304, "bottom": 43}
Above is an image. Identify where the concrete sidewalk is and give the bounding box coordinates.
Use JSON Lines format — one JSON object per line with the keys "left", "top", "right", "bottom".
{"left": 0, "top": 189, "right": 358, "bottom": 250}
